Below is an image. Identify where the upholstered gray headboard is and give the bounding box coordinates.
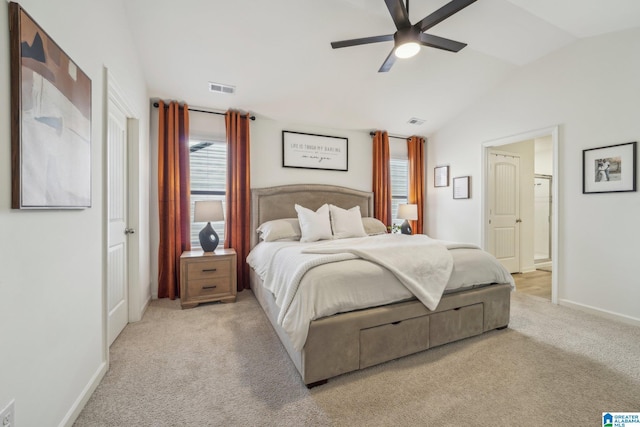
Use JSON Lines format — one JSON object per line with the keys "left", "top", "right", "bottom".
{"left": 250, "top": 184, "right": 374, "bottom": 248}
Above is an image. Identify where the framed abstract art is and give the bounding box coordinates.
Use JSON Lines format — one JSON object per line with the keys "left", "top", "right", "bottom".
{"left": 10, "top": 2, "right": 92, "bottom": 209}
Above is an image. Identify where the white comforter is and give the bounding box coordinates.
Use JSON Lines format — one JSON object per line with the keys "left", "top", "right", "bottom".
{"left": 247, "top": 234, "right": 514, "bottom": 351}
{"left": 302, "top": 234, "right": 453, "bottom": 311}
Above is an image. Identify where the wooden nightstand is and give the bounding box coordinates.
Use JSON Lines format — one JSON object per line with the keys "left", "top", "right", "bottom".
{"left": 180, "top": 248, "right": 237, "bottom": 309}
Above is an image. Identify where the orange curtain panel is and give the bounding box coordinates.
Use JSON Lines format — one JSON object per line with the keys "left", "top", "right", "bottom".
{"left": 157, "top": 101, "right": 191, "bottom": 299}
{"left": 225, "top": 110, "right": 252, "bottom": 291}
{"left": 407, "top": 136, "right": 425, "bottom": 235}
{"left": 372, "top": 131, "right": 392, "bottom": 227}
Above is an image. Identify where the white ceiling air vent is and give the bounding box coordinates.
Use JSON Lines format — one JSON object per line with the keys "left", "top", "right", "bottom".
{"left": 407, "top": 117, "right": 425, "bottom": 125}
{"left": 208, "top": 82, "right": 235, "bottom": 95}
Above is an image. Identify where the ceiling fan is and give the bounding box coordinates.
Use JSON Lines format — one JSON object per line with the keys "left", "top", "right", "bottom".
{"left": 331, "top": 0, "right": 477, "bottom": 72}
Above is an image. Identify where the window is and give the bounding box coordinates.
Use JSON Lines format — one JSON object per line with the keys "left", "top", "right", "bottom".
{"left": 189, "top": 140, "right": 227, "bottom": 249}
{"left": 390, "top": 158, "right": 408, "bottom": 227}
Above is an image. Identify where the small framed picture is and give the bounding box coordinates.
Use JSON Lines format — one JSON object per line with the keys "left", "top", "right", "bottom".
{"left": 453, "top": 176, "right": 470, "bottom": 199}
{"left": 583, "top": 142, "right": 636, "bottom": 194}
{"left": 434, "top": 165, "right": 449, "bottom": 187}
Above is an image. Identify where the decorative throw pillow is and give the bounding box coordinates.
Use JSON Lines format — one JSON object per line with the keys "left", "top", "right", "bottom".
{"left": 295, "top": 204, "right": 333, "bottom": 242}
{"left": 329, "top": 205, "right": 367, "bottom": 239}
{"left": 362, "top": 217, "right": 388, "bottom": 236}
{"left": 257, "top": 218, "right": 301, "bottom": 242}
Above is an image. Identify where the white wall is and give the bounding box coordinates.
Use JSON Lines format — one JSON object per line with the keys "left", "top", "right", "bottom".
{"left": 251, "top": 117, "right": 372, "bottom": 191}
{"left": 535, "top": 136, "right": 553, "bottom": 176}
{"left": 0, "top": 0, "right": 149, "bottom": 425}
{"left": 426, "top": 27, "right": 640, "bottom": 322}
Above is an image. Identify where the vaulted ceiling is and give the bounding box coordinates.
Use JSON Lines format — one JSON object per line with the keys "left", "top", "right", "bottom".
{"left": 124, "top": 0, "right": 640, "bottom": 136}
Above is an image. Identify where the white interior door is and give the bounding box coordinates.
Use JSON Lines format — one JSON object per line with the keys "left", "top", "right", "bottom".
{"left": 488, "top": 151, "right": 521, "bottom": 273}
{"left": 107, "top": 98, "right": 129, "bottom": 346}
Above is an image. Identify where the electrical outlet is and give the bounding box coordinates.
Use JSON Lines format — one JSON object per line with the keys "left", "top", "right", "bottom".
{"left": 0, "top": 400, "right": 15, "bottom": 427}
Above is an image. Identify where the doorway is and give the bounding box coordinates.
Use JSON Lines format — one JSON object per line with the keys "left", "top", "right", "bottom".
{"left": 482, "top": 126, "right": 558, "bottom": 303}
{"left": 105, "top": 69, "right": 141, "bottom": 349}
{"left": 534, "top": 174, "right": 552, "bottom": 268}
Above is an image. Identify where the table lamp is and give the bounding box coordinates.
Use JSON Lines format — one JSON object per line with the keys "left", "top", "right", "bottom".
{"left": 397, "top": 204, "right": 417, "bottom": 235}
{"left": 194, "top": 200, "right": 224, "bottom": 252}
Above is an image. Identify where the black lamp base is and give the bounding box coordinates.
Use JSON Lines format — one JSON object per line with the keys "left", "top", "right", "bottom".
{"left": 199, "top": 222, "right": 220, "bottom": 252}
{"left": 400, "top": 219, "right": 412, "bottom": 235}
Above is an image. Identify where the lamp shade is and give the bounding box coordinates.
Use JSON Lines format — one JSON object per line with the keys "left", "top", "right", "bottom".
{"left": 397, "top": 204, "right": 418, "bottom": 220}
{"left": 194, "top": 200, "right": 224, "bottom": 223}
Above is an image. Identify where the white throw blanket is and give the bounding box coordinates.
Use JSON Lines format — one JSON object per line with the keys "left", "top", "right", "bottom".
{"left": 261, "top": 246, "right": 357, "bottom": 325}
{"left": 302, "top": 234, "right": 454, "bottom": 311}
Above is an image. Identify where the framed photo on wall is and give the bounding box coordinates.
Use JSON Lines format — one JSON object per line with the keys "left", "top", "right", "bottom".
{"left": 9, "top": 2, "right": 92, "bottom": 209}
{"left": 582, "top": 142, "right": 636, "bottom": 194}
{"left": 282, "top": 130, "right": 348, "bottom": 171}
{"left": 453, "top": 176, "right": 470, "bottom": 199}
{"left": 434, "top": 165, "right": 449, "bottom": 187}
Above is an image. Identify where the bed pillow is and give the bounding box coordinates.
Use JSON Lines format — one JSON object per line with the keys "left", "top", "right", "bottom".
{"left": 257, "top": 218, "right": 301, "bottom": 242}
{"left": 362, "top": 217, "right": 388, "bottom": 236}
{"left": 329, "top": 205, "right": 367, "bottom": 239}
{"left": 295, "top": 204, "right": 333, "bottom": 242}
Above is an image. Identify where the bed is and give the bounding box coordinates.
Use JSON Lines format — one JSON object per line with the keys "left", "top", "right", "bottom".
{"left": 248, "top": 184, "right": 512, "bottom": 387}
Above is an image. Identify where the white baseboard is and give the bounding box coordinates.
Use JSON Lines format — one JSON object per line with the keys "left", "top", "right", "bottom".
{"left": 534, "top": 261, "right": 552, "bottom": 269}
{"left": 59, "top": 361, "right": 107, "bottom": 427}
{"left": 137, "top": 294, "right": 151, "bottom": 320}
{"left": 558, "top": 299, "right": 640, "bottom": 327}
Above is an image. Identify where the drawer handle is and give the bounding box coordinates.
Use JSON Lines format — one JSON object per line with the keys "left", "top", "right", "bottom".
{"left": 203, "top": 285, "right": 218, "bottom": 290}
{"left": 391, "top": 321, "right": 402, "bottom": 325}
{"left": 202, "top": 268, "right": 218, "bottom": 273}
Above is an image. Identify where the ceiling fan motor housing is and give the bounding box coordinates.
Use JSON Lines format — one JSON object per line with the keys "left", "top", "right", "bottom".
{"left": 394, "top": 26, "right": 420, "bottom": 47}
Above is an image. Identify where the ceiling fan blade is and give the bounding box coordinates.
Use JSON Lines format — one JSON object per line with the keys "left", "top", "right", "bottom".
{"left": 416, "top": 0, "right": 477, "bottom": 32}
{"left": 384, "top": 0, "right": 411, "bottom": 30}
{"left": 331, "top": 34, "right": 394, "bottom": 49}
{"left": 418, "top": 33, "right": 467, "bottom": 52}
{"left": 378, "top": 49, "right": 397, "bottom": 73}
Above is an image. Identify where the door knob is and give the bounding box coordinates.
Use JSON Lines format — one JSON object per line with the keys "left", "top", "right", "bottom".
{"left": 515, "top": 219, "right": 522, "bottom": 223}
{"left": 124, "top": 228, "right": 136, "bottom": 235}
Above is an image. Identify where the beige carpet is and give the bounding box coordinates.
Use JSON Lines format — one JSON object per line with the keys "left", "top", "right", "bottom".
{"left": 74, "top": 291, "right": 640, "bottom": 427}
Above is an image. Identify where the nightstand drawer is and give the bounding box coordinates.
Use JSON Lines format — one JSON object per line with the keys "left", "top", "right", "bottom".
{"left": 180, "top": 249, "right": 237, "bottom": 308}
{"left": 187, "top": 277, "right": 232, "bottom": 298}
{"left": 187, "top": 258, "right": 232, "bottom": 280}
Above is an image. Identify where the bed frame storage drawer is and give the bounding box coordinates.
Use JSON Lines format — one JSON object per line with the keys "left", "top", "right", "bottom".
{"left": 359, "top": 315, "right": 430, "bottom": 369}
{"left": 429, "top": 303, "right": 483, "bottom": 347}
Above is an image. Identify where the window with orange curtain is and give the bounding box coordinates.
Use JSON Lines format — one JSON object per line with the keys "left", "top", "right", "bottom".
{"left": 157, "top": 101, "right": 191, "bottom": 299}
{"left": 188, "top": 138, "right": 227, "bottom": 249}
{"left": 407, "top": 136, "right": 425, "bottom": 235}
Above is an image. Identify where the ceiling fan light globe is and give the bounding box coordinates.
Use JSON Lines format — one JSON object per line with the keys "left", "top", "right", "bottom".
{"left": 395, "top": 42, "right": 420, "bottom": 59}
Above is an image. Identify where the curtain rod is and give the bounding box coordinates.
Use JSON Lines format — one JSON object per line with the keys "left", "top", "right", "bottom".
{"left": 369, "top": 131, "right": 409, "bottom": 141}
{"left": 152, "top": 102, "right": 255, "bottom": 120}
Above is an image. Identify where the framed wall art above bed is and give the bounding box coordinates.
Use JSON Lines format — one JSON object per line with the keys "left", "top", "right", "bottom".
{"left": 282, "top": 130, "right": 348, "bottom": 171}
